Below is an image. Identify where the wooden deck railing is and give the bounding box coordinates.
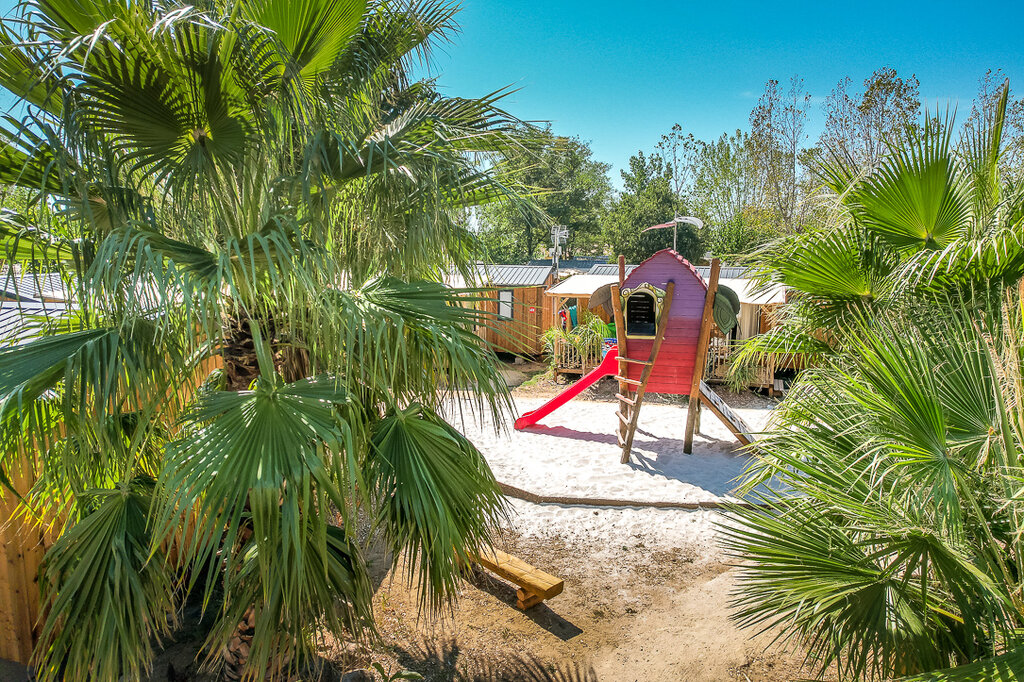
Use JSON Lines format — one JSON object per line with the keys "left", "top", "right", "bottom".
{"left": 706, "top": 335, "right": 774, "bottom": 388}
{"left": 551, "top": 336, "right": 603, "bottom": 376}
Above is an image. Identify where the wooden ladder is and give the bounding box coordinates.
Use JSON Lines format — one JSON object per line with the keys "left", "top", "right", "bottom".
{"left": 615, "top": 281, "right": 675, "bottom": 464}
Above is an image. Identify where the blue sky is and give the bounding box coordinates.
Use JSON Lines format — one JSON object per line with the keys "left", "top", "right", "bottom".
{"left": 2, "top": 0, "right": 1022, "bottom": 185}
{"left": 425, "top": 0, "right": 1024, "bottom": 183}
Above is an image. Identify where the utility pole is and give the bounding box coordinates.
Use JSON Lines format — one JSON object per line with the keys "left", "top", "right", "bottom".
{"left": 550, "top": 225, "right": 568, "bottom": 278}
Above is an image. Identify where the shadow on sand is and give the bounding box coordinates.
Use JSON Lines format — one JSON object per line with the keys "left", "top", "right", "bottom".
{"left": 392, "top": 638, "right": 598, "bottom": 681}
{"left": 516, "top": 423, "right": 750, "bottom": 498}
{"left": 465, "top": 567, "right": 583, "bottom": 641}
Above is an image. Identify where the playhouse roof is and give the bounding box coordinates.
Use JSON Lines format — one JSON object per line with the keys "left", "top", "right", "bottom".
{"left": 623, "top": 249, "right": 707, "bottom": 290}
{"left": 544, "top": 274, "right": 618, "bottom": 298}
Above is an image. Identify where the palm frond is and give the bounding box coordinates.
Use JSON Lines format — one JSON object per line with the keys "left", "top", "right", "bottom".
{"left": 33, "top": 479, "right": 177, "bottom": 682}
{"left": 367, "top": 403, "right": 508, "bottom": 612}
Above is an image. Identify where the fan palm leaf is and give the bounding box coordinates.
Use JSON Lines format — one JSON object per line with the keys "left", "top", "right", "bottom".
{"left": 726, "top": 298, "right": 1024, "bottom": 680}
{"left": 0, "top": 0, "right": 541, "bottom": 678}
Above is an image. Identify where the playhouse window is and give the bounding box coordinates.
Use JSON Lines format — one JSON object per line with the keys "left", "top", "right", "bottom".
{"left": 625, "top": 292, "right": 657, "bottom": 338}
{"left": 498, "top": 290, "right": 513, "bottom": 319}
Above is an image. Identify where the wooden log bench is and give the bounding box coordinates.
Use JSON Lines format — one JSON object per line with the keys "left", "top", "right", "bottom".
{"left": 471, "top": 547, "right": 564, "bottom": 610}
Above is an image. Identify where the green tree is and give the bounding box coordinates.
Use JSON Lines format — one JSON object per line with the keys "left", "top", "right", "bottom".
{"left": 602, "top": 151, "right": 704, "bottom": 263}
{"left": 706, "top": 207, "right": 780, "bottom": 257}
{"left": 655, "top": 123, "right": 700, "bottom": 211}
{"left": 476, "top": 126, "right": 612, "bottom": 263}
{"left": 726, "top": 85, "right": 1024, "bottom": 681}
{"left": 690, "top": 130, "right": 779, "bottom": 256}
{"left": 0, "top": 0, "right": 540, "bottom": 679}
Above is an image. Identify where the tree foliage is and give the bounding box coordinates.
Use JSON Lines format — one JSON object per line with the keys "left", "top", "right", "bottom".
{"left": 601, "top": 151, "right": 703, "bottom": 263}
{"left": 748, "top": 76, "right": 812, "bottom": 232}
{"left": 476, "top": 126, "right": 612, "bottom": 263}
{"left": 725, "top": 82, "right": 1024, "bottom": 681}
{"left": 820, "top": 67, "right": 923, "bottom": 171}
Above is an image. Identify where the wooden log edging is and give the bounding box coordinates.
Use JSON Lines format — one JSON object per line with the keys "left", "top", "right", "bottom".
{"left": 495, "top": 481, "right": 764, "bottom": 511}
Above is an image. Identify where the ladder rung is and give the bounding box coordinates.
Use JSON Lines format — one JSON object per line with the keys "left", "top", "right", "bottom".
{"left": 615, "top": 376, "right": 643, "bottom": 387}
{"left": 616, "top": 432, "right": 626, "bottom": 446}
{"left": 616, "top": 393, "right": 636, "bottom": 407}
{"left": 616, "top": 356, "right": 652, "bottom": 366}
{"left": 615, "top": 410, "right": 630, "bottom": 424}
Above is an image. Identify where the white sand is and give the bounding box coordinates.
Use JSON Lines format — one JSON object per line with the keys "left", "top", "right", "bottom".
{"left": 447, "top": 394, "right": 776, "bottom": 556}
{"left": 505, "top": 499, "right": 725, "bottom": 562}
{"left": 453, "top": 397, "right": 774, "bottom": 506}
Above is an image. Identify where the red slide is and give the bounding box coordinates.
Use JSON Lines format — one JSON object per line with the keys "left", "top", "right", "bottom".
{"left": 514, "top": 345, "right": 621, "bottom": 429}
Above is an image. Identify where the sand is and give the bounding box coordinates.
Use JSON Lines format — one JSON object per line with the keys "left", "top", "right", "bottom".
{"left": 452, "top": 395, "right": 774, "bottom": 506}
{"left": 443, "top": 391, "right": 779, "bottom": 569}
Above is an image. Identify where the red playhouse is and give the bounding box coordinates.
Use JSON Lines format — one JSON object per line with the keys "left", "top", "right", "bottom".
{"left": 515, "top": 249, "right": 754, "bottom": 462}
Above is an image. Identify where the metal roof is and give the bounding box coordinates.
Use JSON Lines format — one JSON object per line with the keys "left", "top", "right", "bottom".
{"left": 0, "top": 303, "right": 67, "bottom": 345}
{"left": 475, "top": 263, "right": 554, "bottom": 287}
{"left": 587, "top": 263, "right": 750, "bottom": 279}
{"left": 528, "top": 257, "right": 609, "bottom": 271}
{"left": 0, "top": 271, "right": 72, "bottom": 302}
{"left": 545, "top": 274, "right": 618, "bottom": 297}
{"left": 587, "top": 263, "right": 638, "bottom": 277}
{"left": 695, "top": 265, "right": 750, "bottom": 279}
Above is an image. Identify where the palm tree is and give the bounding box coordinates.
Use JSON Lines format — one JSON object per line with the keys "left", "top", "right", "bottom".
{"left": 731, "top": 85, "right": 1024, "bottom": 371}
{"left": 0, "top": 0, "right": 541, "bottom": 679}
{"left": 723, "top": 85, "right": 1024, "bottom": 680}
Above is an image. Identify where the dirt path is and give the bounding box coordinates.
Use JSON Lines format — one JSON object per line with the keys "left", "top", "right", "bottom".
{"left": 347, "top": 510, "right": 825, "bottom": 682}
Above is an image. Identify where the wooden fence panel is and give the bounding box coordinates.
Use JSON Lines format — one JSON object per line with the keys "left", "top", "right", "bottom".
{"left": 0, "top": 462, "right": 50, "bottom": 665}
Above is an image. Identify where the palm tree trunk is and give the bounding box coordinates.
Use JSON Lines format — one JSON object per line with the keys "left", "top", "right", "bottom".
{"left": 222, "top": 312, "right": 262, "bottom": 391}
{"left": 218, "top": 310, "right": 306, "bottom": 680}
{"left": 221, "top": 608, "right": 256, "bottom": 681}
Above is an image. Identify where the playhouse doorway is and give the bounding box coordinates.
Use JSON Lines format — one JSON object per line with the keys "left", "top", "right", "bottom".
{"left": 624, "top": 291, "right": 657, "bottom": 338}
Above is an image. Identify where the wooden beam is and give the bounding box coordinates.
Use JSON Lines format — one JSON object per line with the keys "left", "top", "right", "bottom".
{"left": 684, "top": 258, "right": 721, "bottom": 453}
{"left": 698, "top": 381, "right": 755, "bottom": 446}
{"left": 473, "top": 547, "right": 564, "bottom": 610}
{"left": 610, "top": 284, "right": 628, "bottom": 442}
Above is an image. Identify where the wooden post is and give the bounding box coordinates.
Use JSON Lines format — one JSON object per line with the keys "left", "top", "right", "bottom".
{"left": 611, "top": 284, "right": 628, "bottom": 443}
{"left": 684, "top": 258, "right": 721, "bottom": 453}
{"left": 617, "top": 254, "right": 626, "bottom": 288}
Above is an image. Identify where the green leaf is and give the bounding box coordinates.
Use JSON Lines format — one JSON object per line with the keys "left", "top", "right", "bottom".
{"left": 367, "top": 403, "right": 508, "bottom": 611}
{"left": 898, "top": 646, "right": 1024, "bottom": 681}
{"left": 33, "top": 479, "right": 177, "bottom": 682}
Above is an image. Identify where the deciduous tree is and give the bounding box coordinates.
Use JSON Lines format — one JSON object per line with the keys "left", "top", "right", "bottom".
{"left": 477, "top": 127, "right": 612, "bottom": 263}
{"left": 749, "top": 76, "right": 811, "bottom": 232}
{"left": 602, "top": 152, "right": 703, "bottom": 263}
{"left": 819, "top": 67, "right": 922, "bottom": 171}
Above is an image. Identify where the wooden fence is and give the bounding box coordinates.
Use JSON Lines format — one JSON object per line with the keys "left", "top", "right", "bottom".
{"left": 0, "top": 459, "right": 52, "bottom": 665}
{"left": 550, "top": 335, "right": 604, "bottom": 378}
